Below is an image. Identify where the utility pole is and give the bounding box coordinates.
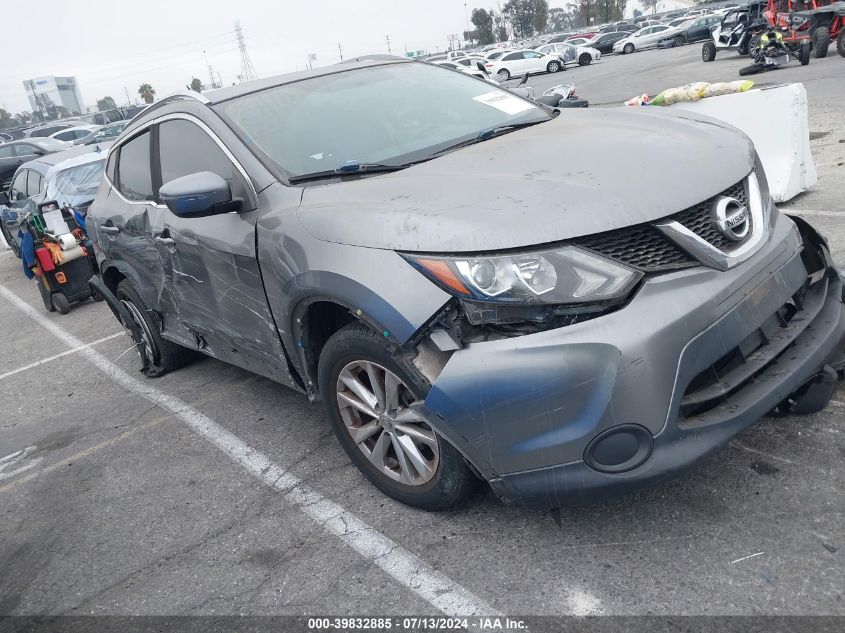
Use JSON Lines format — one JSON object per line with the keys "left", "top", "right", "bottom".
{"left": 338, "top": 42, "right": 344, "bottom": 61}
{"left": 203, "top": 50, "right": 215, "bottom": 88}
{"left": 124, "top": 86, "right": 131, "bottom": 106}
{"left": 385, "top": 35, "right": 392, "bottom": 54}
{"left": 234, "top": 20, "right": 257, "bottom": 82}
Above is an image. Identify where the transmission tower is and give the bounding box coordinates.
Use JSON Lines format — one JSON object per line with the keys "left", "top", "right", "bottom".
{"left": 234, "top": 21, "right": 257, "bottom": 82}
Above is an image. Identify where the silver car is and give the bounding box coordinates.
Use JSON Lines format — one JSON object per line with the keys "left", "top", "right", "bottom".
{"left": 88, "top": 58, "right": 845, "bottom": 512}
{"left": 614, "top": 24, "right": 676, "bottom": 53}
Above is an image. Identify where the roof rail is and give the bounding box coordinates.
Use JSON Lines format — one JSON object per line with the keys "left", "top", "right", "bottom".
{"left": 127, "top": 90, "right": 211, "bottom": 122}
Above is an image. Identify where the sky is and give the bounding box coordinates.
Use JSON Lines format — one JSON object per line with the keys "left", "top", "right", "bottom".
{"left": 1, "top": 0, "right": 575, "bottom": 115}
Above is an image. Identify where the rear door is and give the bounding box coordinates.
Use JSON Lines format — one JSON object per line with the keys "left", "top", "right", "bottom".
{"left": 152, "top": 115, "right": 289, "bottom": 382}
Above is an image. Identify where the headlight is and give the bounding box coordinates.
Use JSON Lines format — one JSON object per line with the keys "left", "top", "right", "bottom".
{"left": 403, "top": 246, "right": 643, "bottom": 306}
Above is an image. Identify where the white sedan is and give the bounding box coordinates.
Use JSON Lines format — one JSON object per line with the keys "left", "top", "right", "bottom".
{"left": 484, "top": 49, "right": 564, "bottom": 81}
{"left": 613, "top": 24, "right": 676, "bottom": 54}
{"left": 536, "top": 42, "right": 601, "bottom": 66}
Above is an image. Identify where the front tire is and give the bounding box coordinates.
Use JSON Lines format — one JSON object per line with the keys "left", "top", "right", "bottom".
{"left": 673, "top": 35, "right": 685, "bottom": 48}
{"left": 318, "top": 323, "right": 477, "bottom": 511}
{"left": 739, "top": 62, "right": 765, "bottom": 75}
{"left": 812, "top": 26, "right": 830, "bottom": 58}
{"left": 116, "top": 280, "right": 194, "bottom": 377}
{"left": 578, "top": 53, "right": 592, "bottom": 66}
{"left": 702, "top": 41, "right": 716, "bottom": 61}
{"left": 52, "top": 292, "right": 71, "bottom": 315}
{"left": 546, "top": 60, "right": 561, "bottom": 73}
{"left": 496, "top": 68, "right": 510, "bottom": 81}
{"left": 623, "top": 43, "right": 634, "bottom": 54}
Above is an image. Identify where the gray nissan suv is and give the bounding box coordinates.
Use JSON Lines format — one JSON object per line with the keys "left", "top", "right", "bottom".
{"left": 88, "top": 58, "right": 845, "bottom": 511}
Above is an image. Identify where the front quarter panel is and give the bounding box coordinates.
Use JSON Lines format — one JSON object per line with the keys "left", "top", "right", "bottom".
{"left": 256, "top": 183, "right": 452, "bottom": 384}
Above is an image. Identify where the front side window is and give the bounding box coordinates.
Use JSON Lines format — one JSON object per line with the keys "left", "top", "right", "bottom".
{"left": 215, "top": 62, "right": 550, "bottom": 179}
{"left": 117, "top": 131, "right": 153, "bottom": 201}
{"left": 158, "top": 119, "right": 249, "bottom": 203}
{"left": 0, "top": 145, "right": 13, "bottom": 158}
{"left": 10, "top": 171, "right": 28, "bottom": 201}
{"left": 503, "top": 52, "right": 523, "bottom": 61}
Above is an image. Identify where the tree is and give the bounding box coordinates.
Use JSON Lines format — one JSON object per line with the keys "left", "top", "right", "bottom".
{"left": 471, "top": 8, "right": 496, "bottom": 45}
{"left": 532, "top": 0, "right": 549, "bottom": 33}
{"left": 503, "top": 0, "right": 536, "bottom": 37}
{"left": 0, "top": 108, "right": 12, "bottom": 129}
{"left": 576, "top": 0, "right": 627, "bottom": 27}
{"left": 190, "top": 77, "right": 203, "bottom": 92}
{"left": 641, "top": 0, "right": 658, "bottom": 14}
{"left": 491, "top": 10, "right": 509, "bottom": 41}
{"left": 97, "top": 96, "right": 117, "bottom": 111}
{"left": 138, "top": 83, "right": 156, "bottom": 104}
{"left": 548, "top": 7, "right": 571, "bottom": 32}
{"left": 17, "top": 112, "right": 32, "bottom": 125}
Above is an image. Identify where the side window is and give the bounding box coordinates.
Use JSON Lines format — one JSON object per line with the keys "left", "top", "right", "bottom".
{"left": 117, "top": 131, "right": 153, "bottom": 201}
{"left": 0, "top": 145, "right": 13, "bottom": 158}
{"left": 158, "top": 119, "right": 249, "bottom": 204}
{"left": 105, "top": 150, "right": 118, "bottom": 184}
{"left": 26, "top": 171, "right": 43, "bottom": 197}
{"left": 14, "top": 144, "right": 38, "bottom": 157}
{"left": 524, "top": 51, "right": 541, "bottom": 58}
{"left": 10, "top": 171, "right": 28, "bottom": 201}
{"left": 503, "top": 52, "right": 523, "bottom": 61}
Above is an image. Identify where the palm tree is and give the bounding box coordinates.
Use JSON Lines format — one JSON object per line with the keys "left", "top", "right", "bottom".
{"left": 138, "top": 83, "right": 156, "bottom": 104}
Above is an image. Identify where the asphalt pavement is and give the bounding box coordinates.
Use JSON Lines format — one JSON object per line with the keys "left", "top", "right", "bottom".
{"left": 1, "top": 44, "right": 843, "bottom": 621}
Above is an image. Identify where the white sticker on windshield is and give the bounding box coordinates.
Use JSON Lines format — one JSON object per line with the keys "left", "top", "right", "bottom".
{"left": 472, "top": 91, "right": 535, "bottom": 115}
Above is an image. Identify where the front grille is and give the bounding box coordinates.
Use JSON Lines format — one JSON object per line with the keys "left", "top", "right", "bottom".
{"left": 673, "top": 181, "right": 748, "bottom": 252}
{"left": 573, "top": 179, "right": 749, "bottom": 273}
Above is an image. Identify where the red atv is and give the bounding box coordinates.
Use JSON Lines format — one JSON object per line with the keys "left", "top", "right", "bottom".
{"left": 767, "top": 0, "right": 845, "bottom": 57}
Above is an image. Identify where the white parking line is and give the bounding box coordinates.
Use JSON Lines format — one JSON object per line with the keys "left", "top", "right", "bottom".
{"left": 0, "top": 332, "right": 123, "bottom": 381}
{"left": 0, "top": 283, "right": 507, "bottom": 617}
{"left": 781, "top": 209, "right": 844, "bottom": 218}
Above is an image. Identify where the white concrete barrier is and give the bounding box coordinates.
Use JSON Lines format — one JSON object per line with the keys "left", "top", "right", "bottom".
{"left": 670, "top": 83, "right": 817, "bottom": 203}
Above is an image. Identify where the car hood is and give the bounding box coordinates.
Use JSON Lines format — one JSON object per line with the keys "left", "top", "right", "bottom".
{"left": 297, "top": 108, "right": 754, "bottom": 253}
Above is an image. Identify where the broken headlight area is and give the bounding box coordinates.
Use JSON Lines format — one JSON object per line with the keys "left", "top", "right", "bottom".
{"left": 403, "top": 246, "right": 643, "bottom": 339}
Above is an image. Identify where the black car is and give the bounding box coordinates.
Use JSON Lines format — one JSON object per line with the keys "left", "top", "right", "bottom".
{"left": 600, "top": 22, "right": 638, "bottom": 33}
{"left": 0, "top": 138, "right": 71, "bottom": 188}
{"left": 591, "top": 31, "right": 632, "bottom": 52}
{"left": 667, "top": 14, "right": 724, "bottom": 46}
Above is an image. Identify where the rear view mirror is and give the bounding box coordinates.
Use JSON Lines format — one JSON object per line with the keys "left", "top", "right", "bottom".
{"left": 159, "top": 171, "right": 239, "bottom": 218}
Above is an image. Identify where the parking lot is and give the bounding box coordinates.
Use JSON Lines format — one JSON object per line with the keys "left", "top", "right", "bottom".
{"left": 1, "top": 42, "right": 844, "bottom": 623}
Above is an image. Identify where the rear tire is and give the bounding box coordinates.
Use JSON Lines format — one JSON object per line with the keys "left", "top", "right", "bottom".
{"left": 546, "top": 60, "right": 561, "bottom": 73}
{"left": 496, "top": 68, "right": 510, "bottom": 81}
{"left": 739, "top": 62, "right": 765, "bottom": 75}
{"left": 0, "top": 223, "right": 20, "bottom": 258}
{"left": 812, "top": 26, "right": 830, "bottom": 58}
{"left": 800, "top": 42, "right": 812, "bottom": 65}
{"left": 702, "top": 41, "right": 716, "bottom": 61}
{"left": 116, "top": 279, "right": 194, "bottom": 377}
{"left": 318, "top": 323, "right": 478, "bottom": 511}
{"left": 52, "top": 293, "right": 71, "bottom": 315}
{"left": 623, "top": 43, "right": 634, "bottom": 54}
{"left": 673, "top": 35, "right": 685, "bottom": 48}
{"left": 578, "top": 53, "right": 591, "bottom": 66}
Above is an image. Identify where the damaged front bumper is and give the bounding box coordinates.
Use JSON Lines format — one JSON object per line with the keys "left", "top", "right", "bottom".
{"left": 414, "top": 213, "right": 845, "bottom": 510}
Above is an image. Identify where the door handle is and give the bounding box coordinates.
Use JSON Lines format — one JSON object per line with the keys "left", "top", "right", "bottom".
{"left": 155, "top": 236, "right": 175, "bottom": 246}
{"left": 100, "top": 225, "right": 120, "bottom": 234}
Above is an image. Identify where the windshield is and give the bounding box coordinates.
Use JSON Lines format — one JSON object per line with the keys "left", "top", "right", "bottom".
{"left": 215, "top": 62, "right": 549, "bottom": 178}
{"left": 45, "top": 159, "right": 106, "bottom": 203}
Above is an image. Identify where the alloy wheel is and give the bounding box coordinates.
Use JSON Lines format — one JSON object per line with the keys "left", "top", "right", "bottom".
{"left": 336, "top": 360, "right": 439, "bottom": 486}
{"left": 121, "top": 299, "right": 157, "bottom": 364}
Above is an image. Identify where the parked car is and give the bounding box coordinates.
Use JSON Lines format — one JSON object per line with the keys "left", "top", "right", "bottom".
{"left": 0, "top": 144, "right": 109, "bottom": 256}
{"left": 536, "top": 42, "right": 601, "bottom": 66}
{"left": 485, "top": 49, "right": 565, "bottom": 80}
{"left": 452, "top": 56, "right": 489, "bottom": 69}
{"left": 75, "top": 121, "right": 129, "bottom": 145}
{"left": 24, "top": 123, "right": 76, "bottom": 138}
{"left": 564, "top": 37, "right": 591, "bottom": 46}
{"left": 484, "top": 49, "right": 513, "bottom": 61}
{"left": 88, "top": 60, "right": 845, "bottom": 513}
{"left": 600, "top": 22, "right": 638, "bottom": 33}
{"left": 0, "top": 138, "right": 71, "bottom": 188}
{"left": 664, "top": 14, "right": 724, "bottom": 46}
{"left": 50, "top": 124, "right": 102, "bottom": 143}
{"left": 546, "top": 33, "right": 575, "bottom": 43}
{"left": 613, "top": 24, "right": 676, "bottom": 53}
{"left": 587, "top": 30, "right": 632, "bottom": 53}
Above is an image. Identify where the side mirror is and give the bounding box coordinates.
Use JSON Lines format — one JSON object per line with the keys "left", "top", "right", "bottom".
{"left": 159, "top": 171, "right": 240, "bottom": 218}
{"left": 0, "top": 191, "right": 9, "bottom": 206}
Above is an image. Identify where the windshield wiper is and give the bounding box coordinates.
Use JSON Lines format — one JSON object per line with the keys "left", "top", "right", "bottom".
{"left": 430, "top": 120, "right": 547, "bottom": 157}
{"left": 288, "top": 162, "right": 410, "bottom": 184}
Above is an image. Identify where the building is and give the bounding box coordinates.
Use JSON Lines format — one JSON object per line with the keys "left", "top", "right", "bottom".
{"left": 23, "top": 76, "right": 86, "bottom": 117}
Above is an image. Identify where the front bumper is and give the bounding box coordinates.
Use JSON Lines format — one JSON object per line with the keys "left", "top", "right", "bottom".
{"left": 417, "top": 213, "right": 845, "bottom": 510}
